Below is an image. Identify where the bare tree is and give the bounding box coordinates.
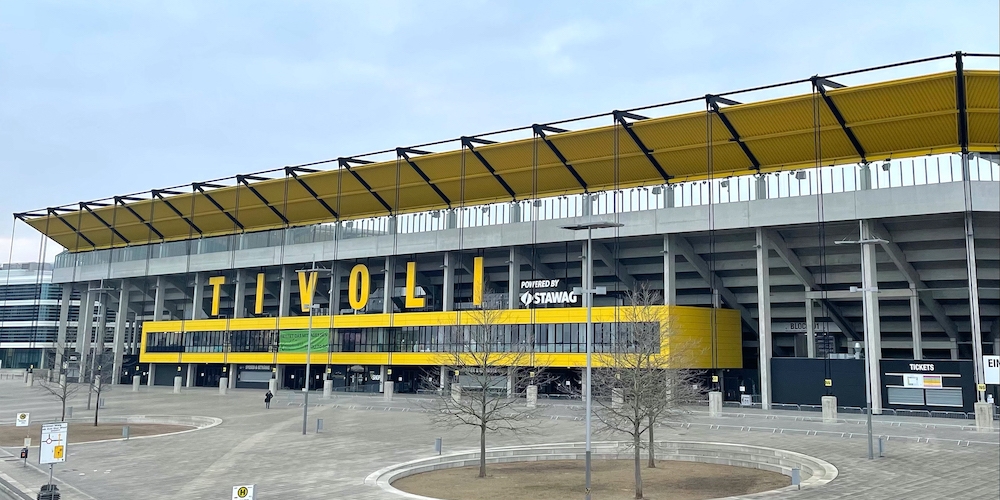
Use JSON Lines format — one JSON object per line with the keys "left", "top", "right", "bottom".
{"left": 428, "top": 294, "right": 543, "bottom": 478}
{"left": 37, "top": 352, "right": 80, "bottom": 421}
{"left": 591, "top": 284, "right": 702, "bottom": 499}
{"left": 90, "top": 351, "right": 116, "bottom": 426}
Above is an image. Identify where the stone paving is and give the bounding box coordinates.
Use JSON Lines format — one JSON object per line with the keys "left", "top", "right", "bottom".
{"left": 1, "top": 379, "right": 998, "bottom": 499}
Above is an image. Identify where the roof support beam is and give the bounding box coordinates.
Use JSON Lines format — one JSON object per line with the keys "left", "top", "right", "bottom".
{"left": 813, "top": 77, "right": 867, "bottom": 163}
{"left": 337, "top": 158, "right": 394, "bottom": 214}
{"left": 236, "top": 175, "right": 289, "bottom": 225}
{"left": 80, "top": 202, "right": 130, "bottom": 244}
{"left": 285, "top": 168, "right": 339, "bottom": 220}
{"left": 673, "top": 235, "right": 758, "bottom": 335}
{"left": 115, "top": 196, "right": 164, "bottom": 240}
{"left": 613, "top": 111, "right": 672, "bottom": 183}
{"left": 707, "top": 96, "right": 761, "bottom": 171}
{"left": 763, "top": 228, "right": 860, "bottom": 341}
{"left": 955, "top": 51, "right": 969, "bottom": 152}
{"left": 532, "top": 125, "right": 588, "bottom": 191}
{"left": 49, "top": 208, "right": 97, "bottom": 248}
{"left": 193, "top": 183, "right": 245, "bottom": 231}
{"left": 871, "top": 221, "right": 959, "bottom": 339}
{"left": 397, "top": 148, "right": 452, "bottom": 207}
{"left": 152, "top": 190, "right": 203, "bottom": 235}
{"left": 590, "top": 241, "right": 636, "bottom": 291}
{"left": 462, "top": 136, "right": 517, "bottom": 201}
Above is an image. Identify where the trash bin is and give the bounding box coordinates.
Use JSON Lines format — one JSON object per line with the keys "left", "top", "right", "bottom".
{"left": 38, "top": 484, "right": 60, "bottom": 500}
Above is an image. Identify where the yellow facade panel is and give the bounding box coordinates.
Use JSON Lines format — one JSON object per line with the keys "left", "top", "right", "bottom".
{"left": 629, "top": 112, "right": 706, "bottom": 151}
{"left": 968, "top": 113, "right": 1000, "bottom": 151}
{"left": 851, "top": 114, "right": 958, "bottom": 158}
{"left": 830, "top": 73, "right": 956, "bottom": 123}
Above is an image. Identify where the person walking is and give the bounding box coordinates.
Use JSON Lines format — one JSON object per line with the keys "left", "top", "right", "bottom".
{"left": 264, "top": 390, "right": 273, "bottom": 409}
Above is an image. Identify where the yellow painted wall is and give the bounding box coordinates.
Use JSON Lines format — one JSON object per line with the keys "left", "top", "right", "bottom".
{"left": 140, "top": 305, "right": 743, "bottom": 369}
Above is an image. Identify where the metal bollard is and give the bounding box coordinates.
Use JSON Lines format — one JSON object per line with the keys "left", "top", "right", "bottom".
{"left": 791, "top": 467, "right": 801, "bottom": 490}
{"left": 99, "top": 398, "right": 106, "bottom": 409}
{"left": 435, "top": 437, "right": 442, "bottom": 455}
{"left": 878, "top": 436, "right": 885, "bottom": 457}
{"left": 123, "top": 426, "right": 130, "bottom": 440}
{"left": 316, "top": 418, "right": 324, "bottom": 433}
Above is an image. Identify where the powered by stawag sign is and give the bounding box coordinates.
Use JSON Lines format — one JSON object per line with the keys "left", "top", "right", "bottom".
{"left": 519, "top": 279, "right": 579, "bottom": 307}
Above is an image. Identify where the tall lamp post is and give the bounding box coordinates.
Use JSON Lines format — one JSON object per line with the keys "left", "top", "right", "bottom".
{"left": 296, "top": 263, "right": 332, "bottom": 435}
{"left": 562, "top": 220, "right": 623, "bottom": 500}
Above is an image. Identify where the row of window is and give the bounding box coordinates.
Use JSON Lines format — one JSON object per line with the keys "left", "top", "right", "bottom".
{"left": 145, "top": 322, "right": 659, "bottom": 354}
{"left": 0, "top": 284, "right": 65, "bottom": 301}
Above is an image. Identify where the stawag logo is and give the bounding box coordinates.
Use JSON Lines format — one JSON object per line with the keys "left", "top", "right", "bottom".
{"left": 519, "top": 279, "right": 578, "bottom": 306}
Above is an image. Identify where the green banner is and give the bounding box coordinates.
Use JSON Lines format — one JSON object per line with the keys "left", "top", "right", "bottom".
{"left": 279, "top": 329, "right": 329, "bottom": 353}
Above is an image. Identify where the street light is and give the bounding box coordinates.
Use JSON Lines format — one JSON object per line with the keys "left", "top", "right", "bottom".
{"left": 848, "top": 289, "right": 877, "bottom": 460}
{"left": 561, "top": 219, "right": 624, "bottom": 500}
{"left": 296, "top": 263, "right": 333, "bottom": 436}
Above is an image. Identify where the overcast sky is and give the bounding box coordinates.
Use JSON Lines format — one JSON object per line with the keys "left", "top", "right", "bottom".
{"left": 2, "top": 1, "right": 998, "bottom": 263}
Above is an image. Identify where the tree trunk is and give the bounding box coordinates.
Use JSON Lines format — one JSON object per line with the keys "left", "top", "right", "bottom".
{"left": 634, "top": 432, "right": 643, "bottom": 499}
{"left": 479, "top": 423, "right": 487, "bottom": 478}
{"left": 647, "top": 414, "right": 656, "bottom": 468}
{"left": 61, "top": 397, "right": 66, "bottom": 421}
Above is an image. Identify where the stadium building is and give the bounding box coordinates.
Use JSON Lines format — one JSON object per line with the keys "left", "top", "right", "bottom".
{"left": 11, "top": 53, "right": 1000, "bottom": 415}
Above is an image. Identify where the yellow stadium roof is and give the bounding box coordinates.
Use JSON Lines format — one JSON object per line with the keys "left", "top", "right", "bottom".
{"left": 17, "top": 61, "right": 1000, "bottom": 253}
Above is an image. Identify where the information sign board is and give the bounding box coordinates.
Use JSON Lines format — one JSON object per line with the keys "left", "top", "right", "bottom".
{"left": 15, "top": 413, "right": 29, "bottom": 427}
{"left": 232, "top": 484, "right": 255, "bottom": 500}
{"left": 39, "top": 422, "right": 68, "bottom": 465}
{"left": 984, "top": 355, "right": 1000, "bottom": 385}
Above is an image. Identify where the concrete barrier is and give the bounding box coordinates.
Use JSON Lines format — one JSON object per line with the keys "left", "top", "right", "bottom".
{"left": 366, "top": 440, "right": 838, "bottom": 499}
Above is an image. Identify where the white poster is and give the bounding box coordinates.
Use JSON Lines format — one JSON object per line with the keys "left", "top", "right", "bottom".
{"left": 39, "top": 422, "right": 68, "bottom": 465}
{"left": 985, "top": 355, "right": 1000, "bottom": 385}
{"left": 15, "top": 413, "right": 29, "bottom": 427}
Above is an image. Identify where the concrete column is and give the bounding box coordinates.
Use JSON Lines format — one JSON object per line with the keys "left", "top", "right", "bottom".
{"left": 132, "top": 374, "right": 141, "bottom": 392}
{"left": 147, "top": 364, "right": 156, "bottom": 387}
{"left": 663, "top": 235, "right": 676, "bottom": 306}
{"left": 962, "top": 208, "right": 986, "bottom": 401}
{"left": 379, "top": 365, "right": 387, "bottom": 393}
{"left": 383, "top": 381, "right": 394, "bottom": 401}
{"left": 278, "top": 265, "right": 292, "bottom": 317}
{"left": 323, "top": 377, "right": 333, "bottom": 399}
{"left": 55, "top": 284, "right": 72, "bottom": 378}
{"left": 506, "top": 366, "right": 514, "bottom": 397}
{"left": 329, "top": 264, "right": 342, "bottom": 316}
{"left": 708, "top": 391, "right": 722, "bottom": 417}
{"left": 581, "top": 193, "right": 592, "bottom": 216}
{"left": 445, "top": 210, "right": 458, "bottom": 230}
{"left": 276, "top": 365, "right": 285, "bottom": 390}
{"left": 665, "top": 185, "right": 675, "bottom": 208}
{"left": 268, "top": 373, "right": 278, "bottom": 393}
{"left": 25, "top": 371, "right": 33, "bottom": 387}
{"left": 821, "top": 395, "right": 838, "bottom": 423}
{"left": 910, "top": 286, "right": 922, "bottom": 360}
{"left": 153, "top": 277, "right": 167, "bottom": 321}
{"left": 950, "top": 339, "right": 959, "bottom": 360}
{"left": 439, "top": 366, "right": 448, "bottom": 393}
{"left": 755, "top": 228, "right": 773, "bottom": 410}
{"left": 383, "top": 258, "right": 394, "bottom": 314}
{"left": 508, "top": 248, "right": 518, "bottom": 310}
{"left": 451, "top": 383, "right": 462, "bottom": 403}
{"left": 805, "top": 290, "right": 816, "bottom": 358}
{"left": 219, "top": 376, "right": 228, "bottom": 395}
{"left": 859, "top": 164, "right": 873, "bottom": 190}
{"left": 442, "top": 253, "right": 455, "bottom": 312}
{"left": 173, "top": 374, "right": 182, "bottom": 393}
{"left": 112, "top": 281, "right": 130, "bottom": 385}
{"left": 233, "top": 270, "right": 247, "bottom": 319}
{"left": 509, "top": 202, "right": 521, "bottom": 223}
{"left": 975, "top": 402, "right": 995, "bottom": 432}
{"left": 77, "top": 286, "right": 96, "bottom": 381}
{"left": 95, "top": 294, "right": 108, "bottom": 358}
{"left": 186, "top": 363, "right": 195, "bottom": 388}
{"left": 526, "top": 385, "right": 538, "bottom": 408}
{"left": 387, "top": 215, "right": 397, "bottom": 235}
{"left": 229, "top": 364, "right": 237, "bottom": 389}
{"left": 860, "top": 220, "right": 883, "bottom": 414}
{"left": 191, "top": 273, "right": 205, "bottom": 320}
{"left": 755, "top": 175, "right": 768, "bottom": 200}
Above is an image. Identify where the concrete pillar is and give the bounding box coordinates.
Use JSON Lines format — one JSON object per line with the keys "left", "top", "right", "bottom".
{"left": 708, "top": 391, "right": 723, "bottom": 417}
{"left": 451, "top": 383, "right": 462, "bottom": 403}
{"left": 962, "top": 206, "right": 986, "bottom": 402}
{"left": 506, "top": 366, "right": 514, "bottom": 398}
{"left": 323, "top": 378, "right": 333, "bottom": 399}
{"left": 173, "top": 375, "right": 182, "bottom": 393}
{"left": 612, "top": 388, "right": 624, "bottom": 409}
{"left": 25, "top": 371, "right": 33, "bottom": 387}
{"left": 950, "top": 339, "right": 959, "bottom": 360}
{"left": 268, "top": 375, "right": 278, "bottom": 394}
{"left": 55, "top": 284, "right": 72, "bottom": 378}
{"left": 665, "top": 185, "right": 675, "bottom": 208}
{"left": 383, "top": 381, "right": 394, "bottom": 401}
{"left": 233, "top": 270, "right": 247, "bottom": 319}
{"left": 821, "top": 395, "right": 838, "bottom": 423}
{"left": 219, "top": 376, "right": 228, "bottom": 395}
{"left": 663, "top": 235, "right": 676, "bottom": 306}
{"left": 191, "top": 273, "right": 206, "bottom": 320}
{"left": 509, "top": 202, "right": 521, "bottom": 223}
{"left": 229, "top": 364, "right": 237, "bottom": 389}
{"left": 77, "top": 286, "right": 96, "bottom": 381}
{"left": 379, "top": 365, "right": 387, "bottom": 393}
{"left": 276, "top": 365, "right": 285, "bottom": 390}
{"left": 910, "top": 286, "right": 922, "bottom": 360}
{"left": 445, "top": 210, "right": 458, "bottom": 230}
{"left": 755, "top": 228, "right": 773, "bottom": 410}
{"left": 860, "top": 220, "right": 883, "bottom": 415}
{"left": 132, "top": 374, "right": 141, "bottom": 392}
{"left": 329, "top": 265, "right": 342, "bottom": 316}
{"left": 755, "top": 175, "right": 768, "bottom": 200}
{"left": 975, "top": 402, "right": 995, "bottom": 432}
{"left": 859, "top": 164, "right": 873, "bottom": 190}
{"left": 112, "top": 281, "right": 129, "bottom": 385}
{"left": 94, "top": 294, "right": 108, "bottom": 373}
{"left": 581, "top": 193, "right": 592, "bottom": 216}
{"left": 278, "top": 265, "right": 292, "bottom": 317}
{"left": 186, "top": 364, "right": 195, "bottom": 388}
{"left": 439, "top": 366, "right": 448, "bottom": 393}
{"left": 147, "top": 364, "right": 156, "bottom": 387}
{"left": 153, "top": 277, "right": 167, "bottom": 321}
{"left": 805, "top": 290, "right": 816, "bottom": 358}
{"left": 508, "top": 248, "right": 518, "bottom": 310}
{"left": 526, "top": 385, "right": 538, "bottom": 408}
{"left": 387, "top": 215, "right": 397, "bottom": 235}
{"left": 383, "top": 258, "right": 394, "bottom": 314}
{"left": 442, "top": 253, "right": 455, "bottom": 312}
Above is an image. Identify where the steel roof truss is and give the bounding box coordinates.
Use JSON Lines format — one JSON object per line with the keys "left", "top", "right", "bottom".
{"left": 337, "top": 159, "right": 393, "bottom": 214}
{"left": 814, "top": 77, "right": 867, "bottom": 163}
{"left": 193, "top": 183, "right": 245, "bottom": 230}
{"left": 707, "top": 96, "right": 761, "bottom": 171}
{"left": 80, "top": 202, "right": 130, "bottom": 244}
{"left": 613, "top": 111, "right": 672, "bottom": 183}
{"left": 48, "top": 208, "right": 97, "bottom": 248}
{"left": 532, "top": 125, "right": 588, "bottom": 191}
{"left": 236, "top": 175, "right": 289, "bottom": 225}
{"left": 285, "top": 168, "right": 339, "bottom": 220}
{"left": 461, "top": 137, "right": 517, "bottom": 201}
{"left": 115, "top": 196, "right": 165, "bottom": 240}
{"left": 152, "top": 190, "right": 203, "bottom": 235}
{"left": 397, "top": 148, "right": 452, "bottom": 208}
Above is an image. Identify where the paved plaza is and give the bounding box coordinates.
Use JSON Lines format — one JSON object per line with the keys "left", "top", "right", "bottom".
{"left": 1, "top": 379, "right": 998, "bottom": 500}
